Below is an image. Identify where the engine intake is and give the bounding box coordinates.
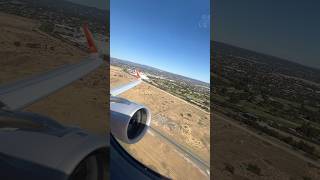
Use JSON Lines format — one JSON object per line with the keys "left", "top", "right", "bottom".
{"left": 110, "top": 97, "right": 151, "bottom": 144}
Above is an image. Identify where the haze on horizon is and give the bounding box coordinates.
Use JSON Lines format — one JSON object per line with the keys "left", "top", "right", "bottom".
{"left": 67, "top": 0, "right": 108, "bottom": 10}
{"left": 213, "top": 0, "right": 320, "bottom": 70}
{"left": 112, "top": 56, "right": 210, "bottom": 84}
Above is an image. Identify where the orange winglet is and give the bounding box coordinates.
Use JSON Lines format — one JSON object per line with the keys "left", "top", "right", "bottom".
{"left": 134, "top": 70, "right": 141, "bottom": 79}
{"left": 83, "top": 23, "right": 98, "bottom": 53}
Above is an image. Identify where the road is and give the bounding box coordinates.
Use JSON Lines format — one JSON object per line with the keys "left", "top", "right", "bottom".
{"left": 147, "top": 126, "right": 210, "bottom": 178}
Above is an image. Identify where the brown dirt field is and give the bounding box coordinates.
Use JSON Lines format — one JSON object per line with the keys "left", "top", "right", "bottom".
{"left": 121, "top": 131, "right": 209, "bottom": 180}
{"left": 0, "top": 12, "right": 108, "bottom": 135}
{"left": 212, "top": 113, "right": 320, "bottom": 180}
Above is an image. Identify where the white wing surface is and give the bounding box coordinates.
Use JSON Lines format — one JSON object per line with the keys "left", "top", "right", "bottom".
{"left": 0, "top": 23, "right": 103, "bottom": 110}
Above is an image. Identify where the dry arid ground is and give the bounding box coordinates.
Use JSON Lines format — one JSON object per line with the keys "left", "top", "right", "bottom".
{"left": 212, "top": 113, "right": 320, "bottom": 180}
{"left": 0, "top": 12, "right": 108, "bottom": 135}
{"left": 111, "top": 65, "right": 210, "bottom": 179}
{"left": 121, "top": 131, "right": 209, "bottom": 180}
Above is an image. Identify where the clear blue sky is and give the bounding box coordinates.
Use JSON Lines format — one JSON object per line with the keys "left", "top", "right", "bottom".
{"left": 214, "top": 0, "right": 320, "bottom": 69}
{"left": 111, "top": 0, "right": 210, "bottom": 83}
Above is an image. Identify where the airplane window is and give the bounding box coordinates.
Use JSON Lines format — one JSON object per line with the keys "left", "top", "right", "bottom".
{"left": 70, "top": 155, "right": 99, "bottom": 180}
{"left": 70, "top": 153, "right": 108, "bottom": 180}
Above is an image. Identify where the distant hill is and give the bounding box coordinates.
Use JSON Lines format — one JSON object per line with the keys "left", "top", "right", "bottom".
{"left": 0, "top": 0, "right": 109, "bottom": 33}
{"left": 111, "top": 57, "right": 210, "bottom": 87}
{"left": 66, "top": 0, "right": 108, "bottom": 10}
{"left": 18, "top": 0, "right": 108, "bottom": 21}
{"left": 212, "top": 41, "right": 320, "bottom": 83}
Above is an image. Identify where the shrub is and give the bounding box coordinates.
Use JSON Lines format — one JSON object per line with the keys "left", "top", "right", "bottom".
{"left": 14, "top": 41, "right": 21, "bottom": 47}
{"left": 246, "top": 163, "right": 261, "bottom": 176}
{"left": 224, "top": 163, "right": 234, "bottom": 174}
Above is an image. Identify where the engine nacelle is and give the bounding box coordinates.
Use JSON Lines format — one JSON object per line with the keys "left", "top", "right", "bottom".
{"left": 110, "top": 97, "right": 151, "bottom": 144}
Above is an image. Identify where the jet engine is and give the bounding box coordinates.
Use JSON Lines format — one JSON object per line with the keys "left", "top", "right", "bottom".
{"left": 110, "top": 97, "right": 151, "bottom": 144}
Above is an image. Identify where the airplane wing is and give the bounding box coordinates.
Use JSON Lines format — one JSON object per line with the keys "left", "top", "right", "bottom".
{"left": 110, "top": 79, "right": 142, "bottom": 96}
{"left": 0, "top": 23, "right": 103, "bottom": 111}
{"left": 110, "top": 71, "right": 142, "bottom": 96}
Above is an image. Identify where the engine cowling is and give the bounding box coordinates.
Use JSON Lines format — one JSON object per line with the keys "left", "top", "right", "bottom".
{"left": 110, "top": 97, "right": 151, "bottom": 144}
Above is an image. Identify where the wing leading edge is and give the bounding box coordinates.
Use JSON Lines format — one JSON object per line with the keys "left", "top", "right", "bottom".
{"left": 110, "top": 79, "right": 142, "bottom": 97}
{"left": 0, "top": 24, "right": 103, "bottom": 111}
{"left": 110, "top": 71, "right": 144, "bottom": 96}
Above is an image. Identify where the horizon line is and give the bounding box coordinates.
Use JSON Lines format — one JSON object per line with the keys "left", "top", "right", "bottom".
{"left": 111, "top": 56, "right": 210, "bottom": 84}
{"left": 212, "top": 40, "right": 320, "bottom": 71}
